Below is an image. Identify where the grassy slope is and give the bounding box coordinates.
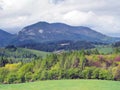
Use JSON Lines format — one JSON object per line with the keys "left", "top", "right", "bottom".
{"left": 0, "top": 48, "right": 50, "bottom": 58}
{"left": 0, "top": 80, "right": 120, "bottom": 90}
{"left": 19, "top": 48, "right": 50, "bottom": 58}
{"left": 95, "top": 45, "right": 113, "bottom": 54}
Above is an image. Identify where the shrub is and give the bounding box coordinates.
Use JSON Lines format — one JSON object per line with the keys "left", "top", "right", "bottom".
{"left": 0, "top": 68, "right": 9, "bottom": 83}
{"left": 99, "top": 69, "right": 113, "bottom": 80}
{"left": 91, "top": 68, "right": 100, "bottom": 79}
{"left": 67, "top": 69, "right": 80, "bottom": 79}
{"left": 82, "top": 67, "right": 94, "bottom": 79}
{"left": 6, "top": 73, "right": 17, "bottom": 84}
{"left": 113, "top": 65, "right": 120, "bottom": 80}
{"left": 40, "top": 70, "right": 48, "bottom": 80}
{"left": 25, "top": 72, "right": 33, "bottom": 82}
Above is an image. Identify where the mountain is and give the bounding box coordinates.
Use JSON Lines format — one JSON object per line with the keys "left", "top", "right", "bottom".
{"left": 0, "top": 21, "right": 120, "bottom": 51}
{"left": 0, "top": 29, "right": 14, "bottom": 47}
{"left": 15, "top": 21, "right": 113, "bottom": 45}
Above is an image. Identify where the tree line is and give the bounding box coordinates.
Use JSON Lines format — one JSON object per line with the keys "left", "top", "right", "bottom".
{"left": 18, "top": 40, "right": 95, "bottom": 52}
{"left": 0, "top": 50, "right": 120, "bottom": 84}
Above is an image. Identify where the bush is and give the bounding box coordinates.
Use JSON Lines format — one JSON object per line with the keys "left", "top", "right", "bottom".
{"left": 47, "top": 70, "right": 60, "bottom": 80}
{"left": 99, "top": 69, "right": 113, "bottom": 80}
{"left": 32, "top": 72, "right": 40, "bottom": 81}
{"left": 0, "top": 68, "right": 9, "bottom": 83}
{"left": 25, "top": 72, "right": 33, "bottom": 82}
{"left": 91, "top": 68, "right": 100, "bottom": 79}
{"left": 113, "top": 65, "right": 120, "bottom": 80}
{"left": 6, "top": 73, "right": 17, "bottom": 84}
{"left": 82, "top": 67, "right": 94, "bottom": 79}
{"left": 40, "top": 70, "right": 48, "bottom": 80}
{"left": 67, "top": 69, "right": 80, "bottom": 79}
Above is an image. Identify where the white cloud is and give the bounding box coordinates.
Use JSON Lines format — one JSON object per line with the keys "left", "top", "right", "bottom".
{"left": 0, "top": 0, "right": 120, "bottom": 36}
{"left": 49, "top": 0, "right": 65, "bottom": 4}
{"left": 63, "top": 10, "right": 95, "bottom": 25}
{"left": 60, "top": 10, "right": 120, "bottom": 34}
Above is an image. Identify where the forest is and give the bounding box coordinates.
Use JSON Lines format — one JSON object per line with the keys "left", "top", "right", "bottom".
{"left": 0, "top": 46, "right": 120, "bottom": 84}
{"left": 18, "top": 40, "right": 95, "bottom": 52}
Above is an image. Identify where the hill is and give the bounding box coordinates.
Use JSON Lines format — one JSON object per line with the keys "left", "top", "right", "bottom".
{"left": 0, "top": 47, "right": 50, "bottom": 64}
{"left": 0, "top": 22, "right": 120, "bottom": 51}
{"left": 0, "top": 29, "right": 14, "bottom": 47}
{"left": 15, "top": 22, "right": 113, "bottom": 44}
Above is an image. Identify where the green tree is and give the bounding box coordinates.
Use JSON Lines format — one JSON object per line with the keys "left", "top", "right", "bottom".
{"left": 80, "top": 50, "right": 86, "bottom": 70}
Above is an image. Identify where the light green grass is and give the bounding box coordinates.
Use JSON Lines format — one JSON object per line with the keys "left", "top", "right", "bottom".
{"left": 0, "top": 47, "right": 50, "bottom": 58}
{"left": 20, "top": 48, "right": 50, "bottom": 58}
{"left": 95, "top": 45, "right": 113, "bottom": 54}
{"left": 0, "top": 80, "right": 120, "bottom": 90}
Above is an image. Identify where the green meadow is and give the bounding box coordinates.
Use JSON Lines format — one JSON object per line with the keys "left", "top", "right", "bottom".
{"left": 0, "top": 80, "right": 120, "bottom": 90}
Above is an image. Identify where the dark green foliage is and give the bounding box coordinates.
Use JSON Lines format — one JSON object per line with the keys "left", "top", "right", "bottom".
{"left": 19, "top": 40, "right": 95, "bottom": 52}
{"left": 5, "top": 45, "right": 17, "bottom": 51}
{"left": 113, "top": 41, "right": 120, "bottom": 47}
{"left": 0, "top": 57, "right": 8, "bottom": 67}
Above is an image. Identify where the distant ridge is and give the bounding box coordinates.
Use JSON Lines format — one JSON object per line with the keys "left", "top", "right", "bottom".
{"left": 0, "top": 21, "right": 120, "bottom": 47}
{"left": 16, "top": 21, "right": 112, "bottom": 44}
{"left": 0, "top": 29, "right": 14, "bottom": 47}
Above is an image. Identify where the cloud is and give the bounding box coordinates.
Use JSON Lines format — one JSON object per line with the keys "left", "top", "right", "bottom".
{"left": 0, "top": 0, "right": 120, "bottom": 36}
{"left": 63, "top": 10, "right": 95, "bottom": 25}
{"left": 0, "top": 0, "right": 3, "bottom": 10}
{"left": 60, "top": 10, "right": 120, "bottom": 34}
{"left": 49, "top": 0, "right": 65, "bottom": 4}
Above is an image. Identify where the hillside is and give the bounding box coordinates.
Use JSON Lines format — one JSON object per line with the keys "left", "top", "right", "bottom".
{"left": 0, "top": 29, "right": 14, "bottom": 47}
{"left": 15, "top": 22, "right": 112, "bottom": 44}
{"left": 0, "top": 47, "right": 50, "bottom": 64}
{"left": 0, "top": 22, "right": 120, "bottom": 52}
{"left": 0, "top": 22, "right": 120, "bottom": 50}
{"left": 18, "top": 40, "right": 95, "bottom": 52}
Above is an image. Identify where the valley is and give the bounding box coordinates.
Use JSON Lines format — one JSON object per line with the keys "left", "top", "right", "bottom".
{"left": 0, "top": 22, "right": 120, "bottom": 90}
{"left": 1, "top": 0, "right": 120, "bottom": 90}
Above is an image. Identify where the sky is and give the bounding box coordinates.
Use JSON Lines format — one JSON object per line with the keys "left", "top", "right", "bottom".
{"left": 0, "top": 0, "right": 120, "bottom": 37}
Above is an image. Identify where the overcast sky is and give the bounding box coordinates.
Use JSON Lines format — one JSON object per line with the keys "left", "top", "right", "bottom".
{"left": 0, "top": 0, "right": 120, "bottom": 36}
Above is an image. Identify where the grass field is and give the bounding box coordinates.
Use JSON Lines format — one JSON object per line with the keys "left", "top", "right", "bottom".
{"left": 95, "top": 45, "right": 113, "bottom": 54}
{"left": 21, "top": 48, "right": 50, "bottom": 58}
{"left": 0, "top": 47, "right": 50, "bottom": 58}
{"left": 0, "top": 80, "right": 120, "bottom": 90}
